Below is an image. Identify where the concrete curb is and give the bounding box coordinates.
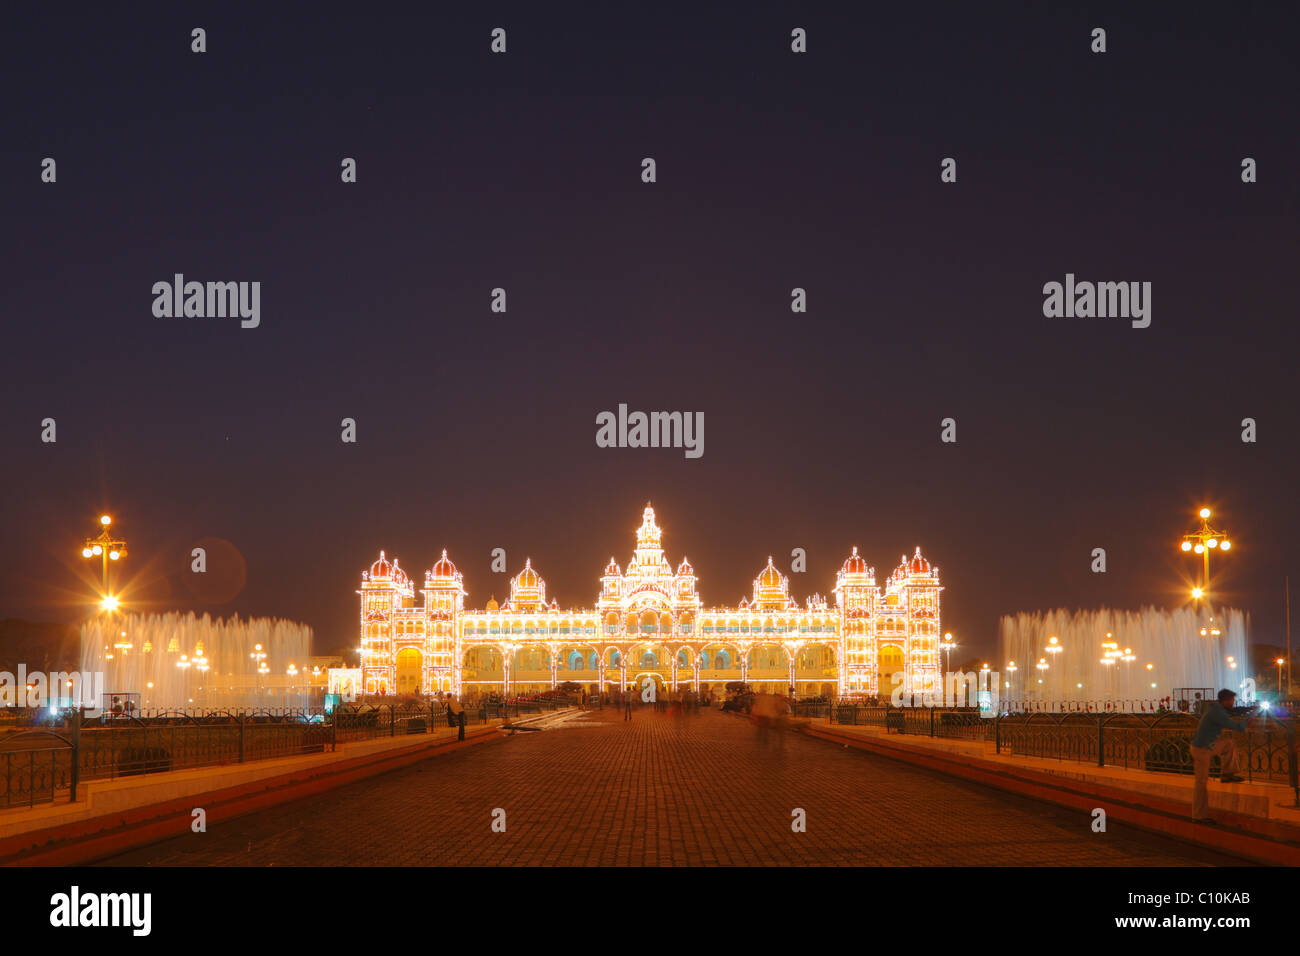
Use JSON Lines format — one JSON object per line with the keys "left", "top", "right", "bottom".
{"left": 0, "top": 725, "right": 505, "bottom": 866}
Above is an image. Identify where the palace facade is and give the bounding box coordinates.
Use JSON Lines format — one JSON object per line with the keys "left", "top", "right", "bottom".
{"left": 348, "top": 505, "right": 942, "bottom": 699}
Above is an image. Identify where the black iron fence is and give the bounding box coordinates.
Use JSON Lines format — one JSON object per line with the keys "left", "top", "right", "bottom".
{"left": 790, "top": 701, "right": 1299, "bottom": 797}
{"left": 995, "top": 711, "right": 1298, "bottom": 787}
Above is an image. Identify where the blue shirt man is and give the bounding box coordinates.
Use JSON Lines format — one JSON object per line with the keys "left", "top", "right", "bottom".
{"left": 1192, "top": 698, "right": 1249, "bottom": 748}
{"left": 1189, "top": 689, "right": 1255, "bottom": 823}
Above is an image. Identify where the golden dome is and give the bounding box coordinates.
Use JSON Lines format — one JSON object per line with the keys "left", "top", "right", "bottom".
{"left": 514, "top": 559, "right": 540, "bottom": 590}
{"left": 758, "top": 557, "right": 784, "bottom": 589}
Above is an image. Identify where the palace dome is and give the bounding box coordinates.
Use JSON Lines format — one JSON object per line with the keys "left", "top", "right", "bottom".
{"left": 908, "top": 547, "right": 930, "bottom": 574}
{"left": 514, "top": 559, "right": 540, "bottom": 590}
{"left": 431, "top": 549, "right": 457, "bottom": 577}
{"left": 677, "top": 557, "right": 694, "bottom": 575}
{"left": 758, "top": 557, "right": 784, "bottom": 589}
{"left": 604, "top": 557, "right": 621, "bottom": 576}
{"left": 369, "top": 551, "right": 392, "bottom": 578}
{"left": 841, "top": 547, "right": 867, "bottom": 575}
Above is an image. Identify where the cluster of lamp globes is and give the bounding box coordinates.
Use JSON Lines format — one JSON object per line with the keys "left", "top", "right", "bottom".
{"left": 1180, "top": 507, "right": 1231, "bottom": 601}
{"left": 80, "top": 514, "right": 127, "bottom": 612}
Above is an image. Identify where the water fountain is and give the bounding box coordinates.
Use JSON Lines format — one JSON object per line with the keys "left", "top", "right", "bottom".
{"left": 80, "top": 612, "right": 313, "bottom": 713}
{"left": 999, "top": 605, "right": 1248, "bottom": 710}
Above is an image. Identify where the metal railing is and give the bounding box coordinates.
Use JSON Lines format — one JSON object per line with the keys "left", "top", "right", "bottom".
{"left": 0, "top": 700, "right": 524, "bottom": 809}
{"left": 790, "top": 701, "right": 1298, "bottom": 797}
{"left": 995, "top": 711, "right": 1298, "bottom": 787}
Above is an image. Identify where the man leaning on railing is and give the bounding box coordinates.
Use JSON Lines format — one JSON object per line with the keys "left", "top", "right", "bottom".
{"left": 1190, "top": 688, "right": 1258, "bottom": 824}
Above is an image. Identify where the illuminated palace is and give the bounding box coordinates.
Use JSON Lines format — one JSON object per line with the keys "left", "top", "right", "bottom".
{"left": 352, "top": 505, "right": 942, "bottom": 699}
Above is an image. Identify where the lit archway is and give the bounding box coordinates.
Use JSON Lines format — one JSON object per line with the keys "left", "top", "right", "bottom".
{"left": 396, "top": 647, "right": 423, "bottom": 695}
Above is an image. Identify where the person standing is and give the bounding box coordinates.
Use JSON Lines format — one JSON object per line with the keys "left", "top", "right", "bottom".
{"left": 1190, "top": 688, "right": 1255, "bottom": 823}
{"left": 624, "top": 689, "right": 632, "bottom": 721}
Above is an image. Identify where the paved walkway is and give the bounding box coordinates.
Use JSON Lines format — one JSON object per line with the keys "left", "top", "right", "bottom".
{"left": 98, "top": 706, "right": 1243, "bottom": 866}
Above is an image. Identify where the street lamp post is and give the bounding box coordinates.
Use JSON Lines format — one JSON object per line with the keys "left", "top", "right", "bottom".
{"left": 82, "top": 514, "right": 127, "bottom": 611}
{"left": 176, "top": 654, "right": 191, "bottom": 710}
{"left": 1180, "top": 507, "right": 1231, "bottom": 608}
{"left": 194, "top": 649, "right": 209, "bottom": 709}
{"left": 1100, "top": 634, "right": 1120, "bottom": 706}
{"left": 250, "top": 643, "right": 268, "bottom": 706}
{"left": 941, "top": 633, "right": 955, "bottom": 676}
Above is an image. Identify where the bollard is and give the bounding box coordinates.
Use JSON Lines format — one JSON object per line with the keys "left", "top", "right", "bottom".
{"left": 69, "top": 709, "right": 81, "bottom": 803}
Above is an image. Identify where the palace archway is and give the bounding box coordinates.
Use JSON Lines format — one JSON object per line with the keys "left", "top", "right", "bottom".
{"left": 395, "top": 647, "right": 423, "bottom": 695}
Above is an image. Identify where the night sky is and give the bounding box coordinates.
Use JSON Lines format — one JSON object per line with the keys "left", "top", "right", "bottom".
{"left": 3, "top": 3, "right": 1296, "bottom": 661}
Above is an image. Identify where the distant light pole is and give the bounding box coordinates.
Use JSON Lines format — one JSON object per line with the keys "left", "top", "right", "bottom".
{"left": 250, "top": 643, "right": 268, "bottom": 703}
{"left": 1180, "top": 507, "right": 1231, "bottom": 607}
{"left": 176, "top": 654, "right": 192, "bottom": 709}
{"left": 1277, "top": 658, "right": 1286, "bottom": 695}
{"left": 1100, "top": 634, "right": 1120, "bottom": 703}
{"left": 941, "top": 633, "right": 955, "bottom": 674}
{"left": 82, "top": 514, "right": 127, "bottom": 611}
{"left": 194, "top": 649, "right": 209, "bottom": 708}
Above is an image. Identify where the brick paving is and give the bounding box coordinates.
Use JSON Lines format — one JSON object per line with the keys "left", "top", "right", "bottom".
{"left": 98, "top": 705, "right": 1242, "bottom": 866}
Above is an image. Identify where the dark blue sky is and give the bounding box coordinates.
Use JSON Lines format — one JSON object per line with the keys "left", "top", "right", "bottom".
{"left": 2, "top": 2, "right": 1296, "bottom": 659}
